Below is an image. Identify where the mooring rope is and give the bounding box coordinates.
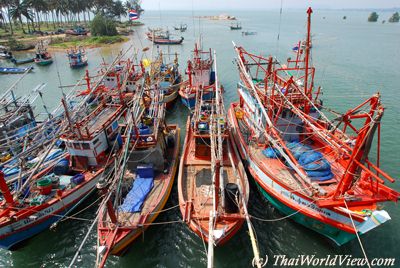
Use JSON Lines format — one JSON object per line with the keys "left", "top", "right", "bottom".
{"left": 249, "top": 199, "right": 317, "bottom": 222}
{"left": 344, "top": 200, "right": 371, "bottom": 268}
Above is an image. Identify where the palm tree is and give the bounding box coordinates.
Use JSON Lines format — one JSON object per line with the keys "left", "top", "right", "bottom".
{"left": 0, "top": 0, "right": 14, "bottom": 34}
{"left": 28, "top": 0, "right": 48, "bottom": 31}
{"left": 9, "top": 0, "right": 33, "bottom": 34}
{"left": 108, "top": 0, "right": 126, "bottom": 21}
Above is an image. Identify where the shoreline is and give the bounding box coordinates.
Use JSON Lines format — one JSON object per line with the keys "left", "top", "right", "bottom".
{"left": 4, "top": 34, "right": 130, "bottom": 53}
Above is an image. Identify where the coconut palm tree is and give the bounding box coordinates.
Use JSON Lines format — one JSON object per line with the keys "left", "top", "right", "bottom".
{"left": 0, "top": 0, "right": 14, "bottom": 33}
{"left": 28, "top": 0, "right": 48, "bottom": 30}
{"left": 9, "top": 0, "right": 33, "bottom": 34}
{"left": 108, "top": 0, "right": 126, "bottom": 21}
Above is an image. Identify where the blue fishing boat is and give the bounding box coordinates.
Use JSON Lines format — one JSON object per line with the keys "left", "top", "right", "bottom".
{"left": 67, "top": 46, "right": 88, "bottom": 68}
{"left": 11, "top": 57, "right": 35, "bottom": 65}
{"left": 0, "top": 66, "right": 33, "bottom": 74}
{"left": 179, "top": 43, "right": 215, "bottom": 110}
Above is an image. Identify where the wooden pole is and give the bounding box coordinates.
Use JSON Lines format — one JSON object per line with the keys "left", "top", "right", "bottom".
{"left": 207, "top": 210, "right": 214, "bottom": 268}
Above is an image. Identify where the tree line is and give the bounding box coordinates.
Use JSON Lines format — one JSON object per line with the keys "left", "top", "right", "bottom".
{"left": 0, "top": 0, "right": 141, "bottom": 34}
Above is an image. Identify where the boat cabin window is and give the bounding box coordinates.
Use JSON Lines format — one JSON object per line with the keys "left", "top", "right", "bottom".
{"left": 93, "top": 138, "right": 99, "bottom": 145}
{"left": 82, "top": 143, "right": 90, "bottom": 150}
{"left": 73, "top": 143, "right": 81, "bottom": 150}
{"left": 107, "top": 127, "right": 113, "bottom": 135}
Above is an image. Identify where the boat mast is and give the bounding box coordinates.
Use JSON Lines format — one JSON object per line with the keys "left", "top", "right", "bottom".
{"left": 304, "top": 7, "right": 312, "bottom": 104}
{"left": 334, "top": 94, "right": 383, "bottom": 198}
{"left": 214, "top": 51, "right": 225, "bottom": 210}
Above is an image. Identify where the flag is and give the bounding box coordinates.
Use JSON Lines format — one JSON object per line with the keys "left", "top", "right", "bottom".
{"left": 142, "top": 59, "right": 151, "bottom": 68}
{"left": 129, "top": 10, "right": 139, "bottom": 20}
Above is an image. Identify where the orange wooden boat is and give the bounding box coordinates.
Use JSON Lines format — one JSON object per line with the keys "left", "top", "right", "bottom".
{"left": 228, "top": 8, "right": 400, "bottom": 246}
{"left": 96, "top": 84, "right": 180, "bottom": 267}
{"left": 177, "top": 51, "right": 249, "bottom": 247}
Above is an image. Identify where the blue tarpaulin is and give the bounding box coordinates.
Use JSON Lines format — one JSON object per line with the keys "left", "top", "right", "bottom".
{"left": 263, "top": 142, "right": 334, "bottom": 181}
{"left": 119, "top": 177, "right": 154, "bottom": 213}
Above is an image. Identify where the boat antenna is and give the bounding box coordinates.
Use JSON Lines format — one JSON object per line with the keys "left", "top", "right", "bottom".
{"left": 36, "top": 83, "right": 52, "bottom": 119}
{"left": 192, "top": 0, "right": 196, "bottom": 38}
{"left": 275, "top": 0, "right": 283, "bottom": 56}
{"left": 54, "top": 54, "right": 65, "bottom": 98}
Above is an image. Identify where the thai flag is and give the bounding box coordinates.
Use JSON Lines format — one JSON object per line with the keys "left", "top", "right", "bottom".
{"left": 129, "top": 10, "right": 139, "bottom": 20}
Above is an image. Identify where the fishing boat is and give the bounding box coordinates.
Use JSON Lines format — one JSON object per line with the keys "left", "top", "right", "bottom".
{"left": 11, "top": 57, "right": 35, "bottom": 65}
{"left": 179, "top": 43, "right": 215, "bottom": 110}
{"left": 67, "top": 46, "right": 88, "bottom": 68}
{"left": 174, "top": 23, "right": 188, "bottom": 32}
{"left": 178, "top": 52, "right": 249, "bottom": 247}
{"left": 65, "top": 26, "right": 88, "bottom": 36}
{"left": 0, "top": 66, "right": 33, "bottom": 74}
{"left": 152, "top": 37, "right": 184, "bottom": 45}
{"left": 0, "top": 80, "right": 66, "bottom": 187}
{"left": 230, "top": 22, "right": 242, "bottom": 30}
{"left": 146, "top": 28, "right": 169, "bottom": 40}
{"left": 0, "top": 87, "right": 38, "bottom": 158}
{"left": 0, "top": 50, "right": 13, "bottom": 59}
{"left": 242, "top": 31, "right": 257, "bottom": 36}
{"left": 97, "top": 58, "right": 145, "bottom": 94}
{"left": 228, "top": 8, "right": 400, "bottom": 246}
{"left": 96, "top": 84, "right": 181, "bottom": 267}
{"left": 34, "top": 41, "right": 53, "bottom": 66}
{"left": 0, "top": 93, "right": 127, "bottom": 249}
{"left": 148, "top": 51, "right": 182, "bottom": 108}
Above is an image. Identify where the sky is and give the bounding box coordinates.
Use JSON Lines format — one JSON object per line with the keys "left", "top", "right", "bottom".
{"left": 141, "top": 0, "right": 400, "bottom": 10}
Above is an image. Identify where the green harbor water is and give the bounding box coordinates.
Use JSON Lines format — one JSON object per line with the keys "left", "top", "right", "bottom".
{"left": 0, "top": 9, "right": 399, "bottom": 268}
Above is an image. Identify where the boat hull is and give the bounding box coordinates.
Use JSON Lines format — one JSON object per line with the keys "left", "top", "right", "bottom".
{"left": 164, "top": 87, "right": 179, "bottom": 108}
{"left": 177, "top": 117, "right": 249, "bottom": 246}
{"left": 98, "top": 125, "right": 181, "bottom": 257}
{"left": 152, "top": 38, "right": 184, "bottom": 45}
{"left": 35, "top": 59, "right": 53, "bottom": 66}
{"left": 227, "top": 103, "right": 391, "bottom": 246}
{"left": 180, "top": 91, "right": 214, "bottom": 110}
{"left": 112, "top": 127, "right": 180, "bottom": 255}
{"left": 70, "top": 61, "right": 88, "bottom": 68}
{"left": 255, "top": 182, "right": 356, "bottom": 245}
{"left": 0, "top": 66, "right": 33, "bottom": 74}
{"left": 0, "top": 171, "right": 101, "bottom": 249}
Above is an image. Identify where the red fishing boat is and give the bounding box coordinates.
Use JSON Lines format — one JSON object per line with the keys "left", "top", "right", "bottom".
{"left": 100, "top": 58, "right": 145, "bottom": 94}
{"left": 179, "top": 43, "right": 216, "bottom": 110}
{"left": 178, "top": 52, "right": 249, "bottom": 247}
{"left": 228, "top": 8, "right": 399, "bottom": 245}
{"left": 96, "top": 82, "right": 180, "bottom": 267}
{"left": 0, "top": 95, "right": 127, "bottom": 249}
{"left": 146, "top": 29, "right": 184, "bottom": 45}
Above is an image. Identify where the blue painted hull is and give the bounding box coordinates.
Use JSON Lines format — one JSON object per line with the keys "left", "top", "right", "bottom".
{"left": 70, "top": 61, "right": 88, "bottom": 68}
{"left": 0, "top": 186, "right": 96, "bottom": 250}
{"left": 181, "top": 91, "right": 214, "bottom": 110}
{"left": 0, "top": 212, "right": 66, "bottom": 249}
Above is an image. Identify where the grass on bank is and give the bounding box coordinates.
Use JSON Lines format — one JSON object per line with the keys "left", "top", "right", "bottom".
{"left": 49, "top": 35, "right": 128, "bottom": 48}
{"left": 0, "top": 22, "right": 91, "bottom": 40}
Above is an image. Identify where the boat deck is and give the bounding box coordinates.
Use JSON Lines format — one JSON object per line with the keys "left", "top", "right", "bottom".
{"left": 115, "top": 174, "right": 166, "bottom": 227}
{"left": 182, "top": 137, "right": 238, "bottom": 216}
{"left": 237, "top": 115, "right": 344, "bottom": 195}
{"left": 86, "top": 106, "right": 118, "bottom": 134}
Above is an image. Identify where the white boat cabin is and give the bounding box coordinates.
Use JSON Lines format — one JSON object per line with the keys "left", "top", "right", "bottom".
{"left": 61, "top": 104, "right": 125, "bottom": 166}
